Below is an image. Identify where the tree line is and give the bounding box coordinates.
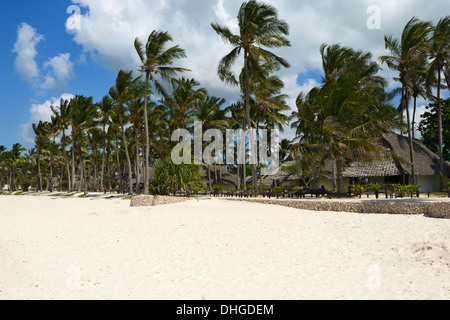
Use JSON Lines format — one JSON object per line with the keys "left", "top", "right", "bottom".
{"left": 0, "top": 1, "right": 449, "bottom": 195}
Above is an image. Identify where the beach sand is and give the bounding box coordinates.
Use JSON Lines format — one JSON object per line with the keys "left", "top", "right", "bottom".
{"left": 0, "top": 194, "right": 449, "bottom": 300}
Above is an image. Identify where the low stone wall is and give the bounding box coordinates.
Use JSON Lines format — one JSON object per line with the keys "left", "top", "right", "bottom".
{"left": 227, "top": 198, "right": 450, "bottom": 218}
{"left": 427, "top": 202, "right": 450, "bottom": 219}
{"left": 129, "top": 195, "right": 449, "bottom": 219}
{"left": 130, "top": 195, "right": 190, "bottom": 207}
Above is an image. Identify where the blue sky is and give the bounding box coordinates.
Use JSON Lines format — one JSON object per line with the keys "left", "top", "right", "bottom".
{"left": 0, "top": 0, "right": 448, "bottom": 151}
{"left": 0, "top": 1, "right": 114, "bottom": 149}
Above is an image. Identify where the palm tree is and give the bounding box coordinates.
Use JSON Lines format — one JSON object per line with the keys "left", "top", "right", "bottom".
{"left": 135, "top": 30, "right": 190, "bottom": 194}
{"left": 426, "top": 16, "right": 450, "bottom": 190}
{"left": 87, "top": 128, "right": 103, "bottom": 192}
{"left": 51, "top": 99, "right": 72, "bottom": 192}
{"left": 97, "top": 96, "right": 114, "bottom": 193}
{"left": 32, "top": 121, "right": 48, "bottom": 192}
{"left": 69, "top": 95, "right": 97, "bottom": 194}
{"left": 161, "top": 77, "right": 206, "bottom": 131}
{"left": 293, "top": 44, "right": 401, "bottom": 194}
{"left": 8, "top": 143, "right": 26, "bottom": 191}
{"left": 46, "top": 114, "right": 60, "bottom": 192}
{"left": 110, "top": 70, "right": 137, "bottom": 194}
{"left": 191, "top": 95, "right": 227, "bottom": 188}
{"left": 224, "top": 102, "right": 245, "bottom": 189}
{"left": 212, "top": 0, "right": 290, "bottom": 190}
{"left": 410, "top": 66, "right": 427, "bottom": 139}
{"left": 291, "top": 89, "right": 321, "bottom": 144}
{"left": 128, "top": 83, "right": 145, "bottom": 194}
{"left": 379, "top": 17, "right": 432, "bottom": 184}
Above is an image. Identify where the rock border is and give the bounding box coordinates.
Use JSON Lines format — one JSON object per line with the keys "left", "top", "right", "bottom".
{"left": 130, "top": 195, "right": 190, "bottom": 207}
{"left": 226, "top": 198, "right": 450, "bottom": 219}
{"left": 129, "top": 195, "right": 450, "bottom": 219}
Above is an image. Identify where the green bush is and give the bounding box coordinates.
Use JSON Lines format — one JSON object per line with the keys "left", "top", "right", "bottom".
{"left": 394, "top": 184, "right": 421, "bottom": 193}
{"left": 21, "top": 181, "right": 31, "bottom": 192}
{"left": 151, "top": 158, "right": 204, "bottom": 195}
{"left": 367, "top": 183, "right": 383, "bottom": 191}
{"left": 273, "top": 185, "right": 288, "bottom": 193}
{"left": 213, "top": 185, "right": 225, "bottom": 192}
{"left": 352, "top": 183, "right": 367, "bottom": 193}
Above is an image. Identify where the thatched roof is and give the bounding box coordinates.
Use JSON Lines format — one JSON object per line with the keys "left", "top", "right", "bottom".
{"left": 263, "top": 133, "right": 450, "bottom": 182}
{"left": 344, "top": 134, "right": 450, "bottom": 178}
{"left": 264, "top": 159, "right": 334, "bottom": 183}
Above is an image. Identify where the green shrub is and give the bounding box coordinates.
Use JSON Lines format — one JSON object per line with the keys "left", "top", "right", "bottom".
{"left": 368, "top": 183, "right": 383, "bottom": 191}
{"left": 352, "top": 183, "right": 367, "bottom": 193}
{"left": 394, "top": 184, "right": 421, "bottom": 193}
{"left": 213, "top": 185, "right": 225, "bottom": 192}
{"left": 21, "top": 181, "right": 31, "bottom": 192}
{"left": 151, "top": 158, "right": 204, "bottom": 195}
{"left": 273, "top": 185, "right": 288, "bottom": 193}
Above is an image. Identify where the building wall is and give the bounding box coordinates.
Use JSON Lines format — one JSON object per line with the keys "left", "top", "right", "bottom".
{"left": 416, "top": 175, "right": 441, "bottom": 192}
{"left": 317, "top": 179, "right": 350, "bottom": 192}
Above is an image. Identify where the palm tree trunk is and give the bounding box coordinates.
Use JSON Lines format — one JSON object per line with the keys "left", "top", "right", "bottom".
{"left": 135, "top": 132, "right": 140, "bottom": 194}
{"left": 404, "top": 83, "right": 416, "bottom": 184}
{"left": 71, "top": 134, "right": 76, "bottom": 192}
{"left": 100, "top": 125, "right": 107, "bottom": 193}
{"left": 400, "top": 86, "right": 405, "bottom": 137}
{"left": 107, "top": 145, "right": 112, "bottom": 193}
{"left": 119, "top": 111, "right": 134, "bottom": 194}
{"left": 335, "top": 152, "right": 344, "bottom": 194}
{"left": 93, "top": 149, "right": 98, "bottom": 192}
{"left": 115, "top": 139, "right": 122, "bottom": 194}
{"left": 49, "top": 137, "right": 55, "bottom": 192}
{"left": 62, "top": 131, "right": 71, "bottom": 192}
{"left": 236, "top": 162, "right": 240, "bottom": 190}
{"left": 77, "top": 139, "right": 84, "bottom": 194}
{"left": 437, "top": 71, "right": 444, "bottom": 191}
{"left": 143, "top": 72, "right": 150, "bottom": 194}
{"left": 412, "top": 95, "right": 417, "bottom": 140}
{"left": 208, "top": 165, "right": 212, "bottom": 190}
{"left": 243, "top": 50, "right": 250, "bottom": 192}
{"left": 60, "top": 162, "right": 63, "bottom": 191}
{"left": 37, "top": 149, "right": 42, "bottom": 192}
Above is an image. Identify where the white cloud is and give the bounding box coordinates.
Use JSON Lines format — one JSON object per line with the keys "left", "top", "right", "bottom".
{"left": 42, "top": 53, "right": 75, "bottom": 89}
{"left": 13, "top": 23, "right": 75, "bottom": 90}
{"left": 13, "top": 23, "right": 44, "bottom": 83}
{"left": 20, "top": 94, "right": 75, "bottom": 144}
{"left": 66, "top": 0, "right": 448, "bottom": 104}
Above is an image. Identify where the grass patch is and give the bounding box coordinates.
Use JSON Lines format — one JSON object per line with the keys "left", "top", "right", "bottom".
{"left": 64, "top": 193, "right": 77, "bottom": 197}
{"left": 122, "top": 195, "right": 136, "bottom": 200}
{"left": 14, "top": 191, "right": 25, "bottom": 196}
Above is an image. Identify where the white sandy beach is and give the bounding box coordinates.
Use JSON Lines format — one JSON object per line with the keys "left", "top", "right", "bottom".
{"left": 0, "top": 194, "right": 449, "bottom": 300}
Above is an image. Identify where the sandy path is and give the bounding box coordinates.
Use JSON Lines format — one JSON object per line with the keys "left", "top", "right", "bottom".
{"left": 0, "top": 195, "right": 449, "bottom": 300}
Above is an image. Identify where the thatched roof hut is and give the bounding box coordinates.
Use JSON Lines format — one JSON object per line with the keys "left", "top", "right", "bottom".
{"left": 344, "top": 134, "right": 450, "bottom": 178}
{"left": 263, "top": 159, "right": 335, "bottom": 186}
